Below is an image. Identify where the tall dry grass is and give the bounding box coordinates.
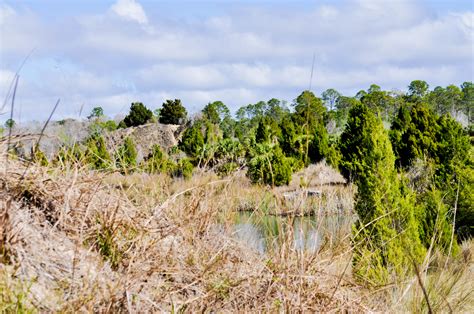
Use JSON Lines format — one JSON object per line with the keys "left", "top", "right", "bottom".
{"left": 0, "top": 143, "right": 473, "bottom": 312}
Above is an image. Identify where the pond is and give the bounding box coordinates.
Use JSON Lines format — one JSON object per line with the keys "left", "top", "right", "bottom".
{"left": 231, "top": 211, "right": 354, "bottom": 254}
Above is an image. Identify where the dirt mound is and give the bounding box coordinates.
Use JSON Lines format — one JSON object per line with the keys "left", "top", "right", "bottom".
{"left": 104, "top": 122, "right": 184, "bottom": 162}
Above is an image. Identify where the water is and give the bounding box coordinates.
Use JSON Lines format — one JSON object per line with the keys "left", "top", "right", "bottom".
{"left": 231, "top": 211, "right": 353, "bottom": 254}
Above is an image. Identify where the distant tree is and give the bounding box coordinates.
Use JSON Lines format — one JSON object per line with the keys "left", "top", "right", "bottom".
{"left": 202, "top": 101, "right": 230, "bottom": 124}
{"left": 322, "top": 88, "right": 341, "bottom": 111}
{"left": 255, "top": 118, "right": 270, "bottom": 144}
{"left": 407, "top": 80, "right": 429, "bottom": 101}
{"left": 293, "top": 91, "right": 327, "bottom": 164}
{"left": 159, "top": 99, "right": 187, "bottom": 125}
{"left": 88, "top": 107, "right": 104, "bottom": 120}
{"left": 461, "top": 81, "right": 473, "bottom": 123}
{"left": 122, "top": 102, "right": 153, "bottom": 127}
{"left": 4, "top": 118, "right": 15, "bottom": 129}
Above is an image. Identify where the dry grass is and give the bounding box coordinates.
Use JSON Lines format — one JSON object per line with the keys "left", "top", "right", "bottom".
{"left": 1, "top": 144, "right": 473, "bottom": 312}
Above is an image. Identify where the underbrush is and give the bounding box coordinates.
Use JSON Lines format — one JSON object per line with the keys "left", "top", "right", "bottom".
{"left": 0, "top": 144, "right": 472, "bottom": 312}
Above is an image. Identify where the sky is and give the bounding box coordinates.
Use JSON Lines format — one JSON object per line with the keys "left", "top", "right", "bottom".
{"left": 0, "top": 0, "right": 473, "bottom": 122}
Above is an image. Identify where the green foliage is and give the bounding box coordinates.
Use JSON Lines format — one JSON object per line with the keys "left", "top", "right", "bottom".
{"left": 216, "top": 162, "right": 239, "bottom": 177}
{"left": 159, "top": 99, "right": 187, "bottom": 125}
{"left": 416, "top": 188, "right": 457, "bottom": 254}
{"left": 115, "top": 137, "right": 137, "bottom": 172}
{"left": 326, "top": 138, "right": 342, "bottom": 169}
{"left": 390, "top": 103, "right": 439, "bottom": 168}
{"left": 308, "top": 121, "right": 328, "bottom": 163}
{"left": 255, "top": 118, "right": 270, "bottom": 144}
{"left": 321, "top": 88, "right": 341, "bottom": 111}
{"left": 340, "top": 102, "right": 424, "bottom": 285}
{"left": 102, "top": 120, "right": 117, "bottom": 132}
{"left": 247, "top": 144, "right": 292, "bottom": 186}
{"left": 407, "top": 80, "right": 429, "bottom": 101}
{"left": 31, "top": 145, "right": 48, "bottom": 167}
{"left": 202, "top": 101, "right": 230, "bottom": 124}
{"left": 122, "top": 102, "right": 153, "bottom": 127}
{"left": 173, "top": 158, "right": 194, "bottom": 179}
{"left": 88, "top": 106, "right": 104, "bottom": 120}
{"left": 4, "top": 118, "right": 15, "bottom": 129}
{"left": 54, "top": 143, "right": 85, "bottom": 167}
{"left": 179, "top": 122, "right": 205, "bottom": 158}
{"left": 0, "top": 270, "right": 35, "bottom": 313}
{"left": 85, "top": 134, "right": 111, "bottom": 170}
{"left": 142, "top": 144, "right": 175, "bottom": 174}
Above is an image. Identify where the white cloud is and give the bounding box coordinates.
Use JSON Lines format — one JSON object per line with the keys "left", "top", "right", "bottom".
{"left": 110, "top": 0, "right": 148, "bottom": 25}
{"left": 0, "top": 4, "right": 15, "bottom": 24}
{"left": 0, "top": 0, "right": 472, "bottom": 121}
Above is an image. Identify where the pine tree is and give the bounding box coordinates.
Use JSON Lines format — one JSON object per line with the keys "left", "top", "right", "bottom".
{"left": 340, "top": 102, "right": 424, "bottom": 285}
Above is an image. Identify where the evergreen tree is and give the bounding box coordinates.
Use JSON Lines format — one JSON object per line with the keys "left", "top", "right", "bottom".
{"left": 159, "top": 99, "right": 187, "bottom": 125}
{"left": 122, "top": 102, "right": 153, "bottom": 127}
{"left": 179, "top": 122, "right": 204, "bottom": 158}
{"left": 340, "top": 102, "right": 424, "bottom": 285}
{"left": 86, "top": 135, "right": 111, "bottom": 170}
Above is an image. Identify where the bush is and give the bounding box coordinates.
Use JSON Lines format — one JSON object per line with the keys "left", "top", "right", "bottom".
{"left": 179, "top": 122, "right": 204, "bottom": 158}
{"left": 85, "top": 135, "right": 111, "bottom": 170}
{"left": 216, "top": 162, "right": 239, "bottom": 177}
{"left": 115, "top": 137, "right": 137, "bottom": 172}
{"left": 122, "top": 102, "right": 153, "bottom": 127}
{"left": 247, "top": 144, "right": 292, "bottom": 186}
{"left": 31, "top": 145, "right": 48, "bottom": 167}
{"left": 142, "top": 144, "right": 175, "bottom": 174}
{"left": 159, "top": 99, "right": 187, "bottom": 125}
{"left": 173, "top": 158, "right": 194, "bottom": 179}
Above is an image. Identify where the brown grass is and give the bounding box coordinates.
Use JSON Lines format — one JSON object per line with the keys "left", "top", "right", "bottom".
{"left": 0, "top": 144, "right": 472, "bottom": 312}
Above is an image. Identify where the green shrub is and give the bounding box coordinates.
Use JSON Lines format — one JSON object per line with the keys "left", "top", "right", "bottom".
{"left": 179, "top": 122, "right": 204, "bottom": 158}
{"left": 85, "top": 135, "right": 111, "bottom": 170}
{"left": 247, "top": 144, "right": 292, "bottom": 186}
{"left": 173, "top": 158, "right": 194, "bottom": 179}
{"left": 142, "top": 144, "right": 176, "bottom": 174}
{"left": 308, "top": 121, "right": 328, "bottom": 163}
{"left": 216, "top": 162, "right": 239, "bottom": 177}
{"left": 31, "top": 145, "right": 48, "bottom": 167}
{"left": 122, "top": 102, "right": 153, "bottom": 127}
{"left": 115, "top": 137, "right": 137, "bottom": 172}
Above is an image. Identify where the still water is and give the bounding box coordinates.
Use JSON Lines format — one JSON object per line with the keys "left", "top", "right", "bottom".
{"left": 231, "top": 211, "right": 353, "bottom": 254}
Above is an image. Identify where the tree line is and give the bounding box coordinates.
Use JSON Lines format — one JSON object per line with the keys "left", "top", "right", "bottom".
{"left": 15, "top": 79, "right": 473, "bottom": 286}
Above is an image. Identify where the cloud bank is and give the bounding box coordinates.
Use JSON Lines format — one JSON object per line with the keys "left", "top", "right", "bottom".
{"left": 0, "top": 0, "right": 472, "bottom": 121}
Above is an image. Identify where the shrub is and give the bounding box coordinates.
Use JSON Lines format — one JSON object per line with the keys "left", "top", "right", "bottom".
{"left": 85, "top": 135, "right": 111, "bottom": 170}
{"left": 179, "top": 122, "right": 204, "bottom": 158}
{"left": 216, "top": 162, "right": 239, "bottom": 177}
{"left": 159, "top": 99, "right": 187, "bottom": 125}
{"left": 122, "top": 102, "right": 153, "bottom": 127}
{"left": 115, "top": 137, "right": 137, "bottom": 172}
{"left": 31, "top": 145, "right": 48, "bottom": 167}
{"left": 247, "top": 144, "right": 292, "bottom": 186}
{"left": 142, "top": 144, "right": 175, "bottom": 174}
{"left": 173, "top": 158, "right": 194, "bottom": 179}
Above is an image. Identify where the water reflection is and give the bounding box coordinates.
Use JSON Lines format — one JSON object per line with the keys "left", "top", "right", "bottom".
{"left": 232, "top": 212, "right": 352, "bottom": 254}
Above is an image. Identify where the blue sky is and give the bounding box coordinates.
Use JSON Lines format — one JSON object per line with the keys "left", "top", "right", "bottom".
{"left": 0, "top": 0, "right": 473, "bottom": 122}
